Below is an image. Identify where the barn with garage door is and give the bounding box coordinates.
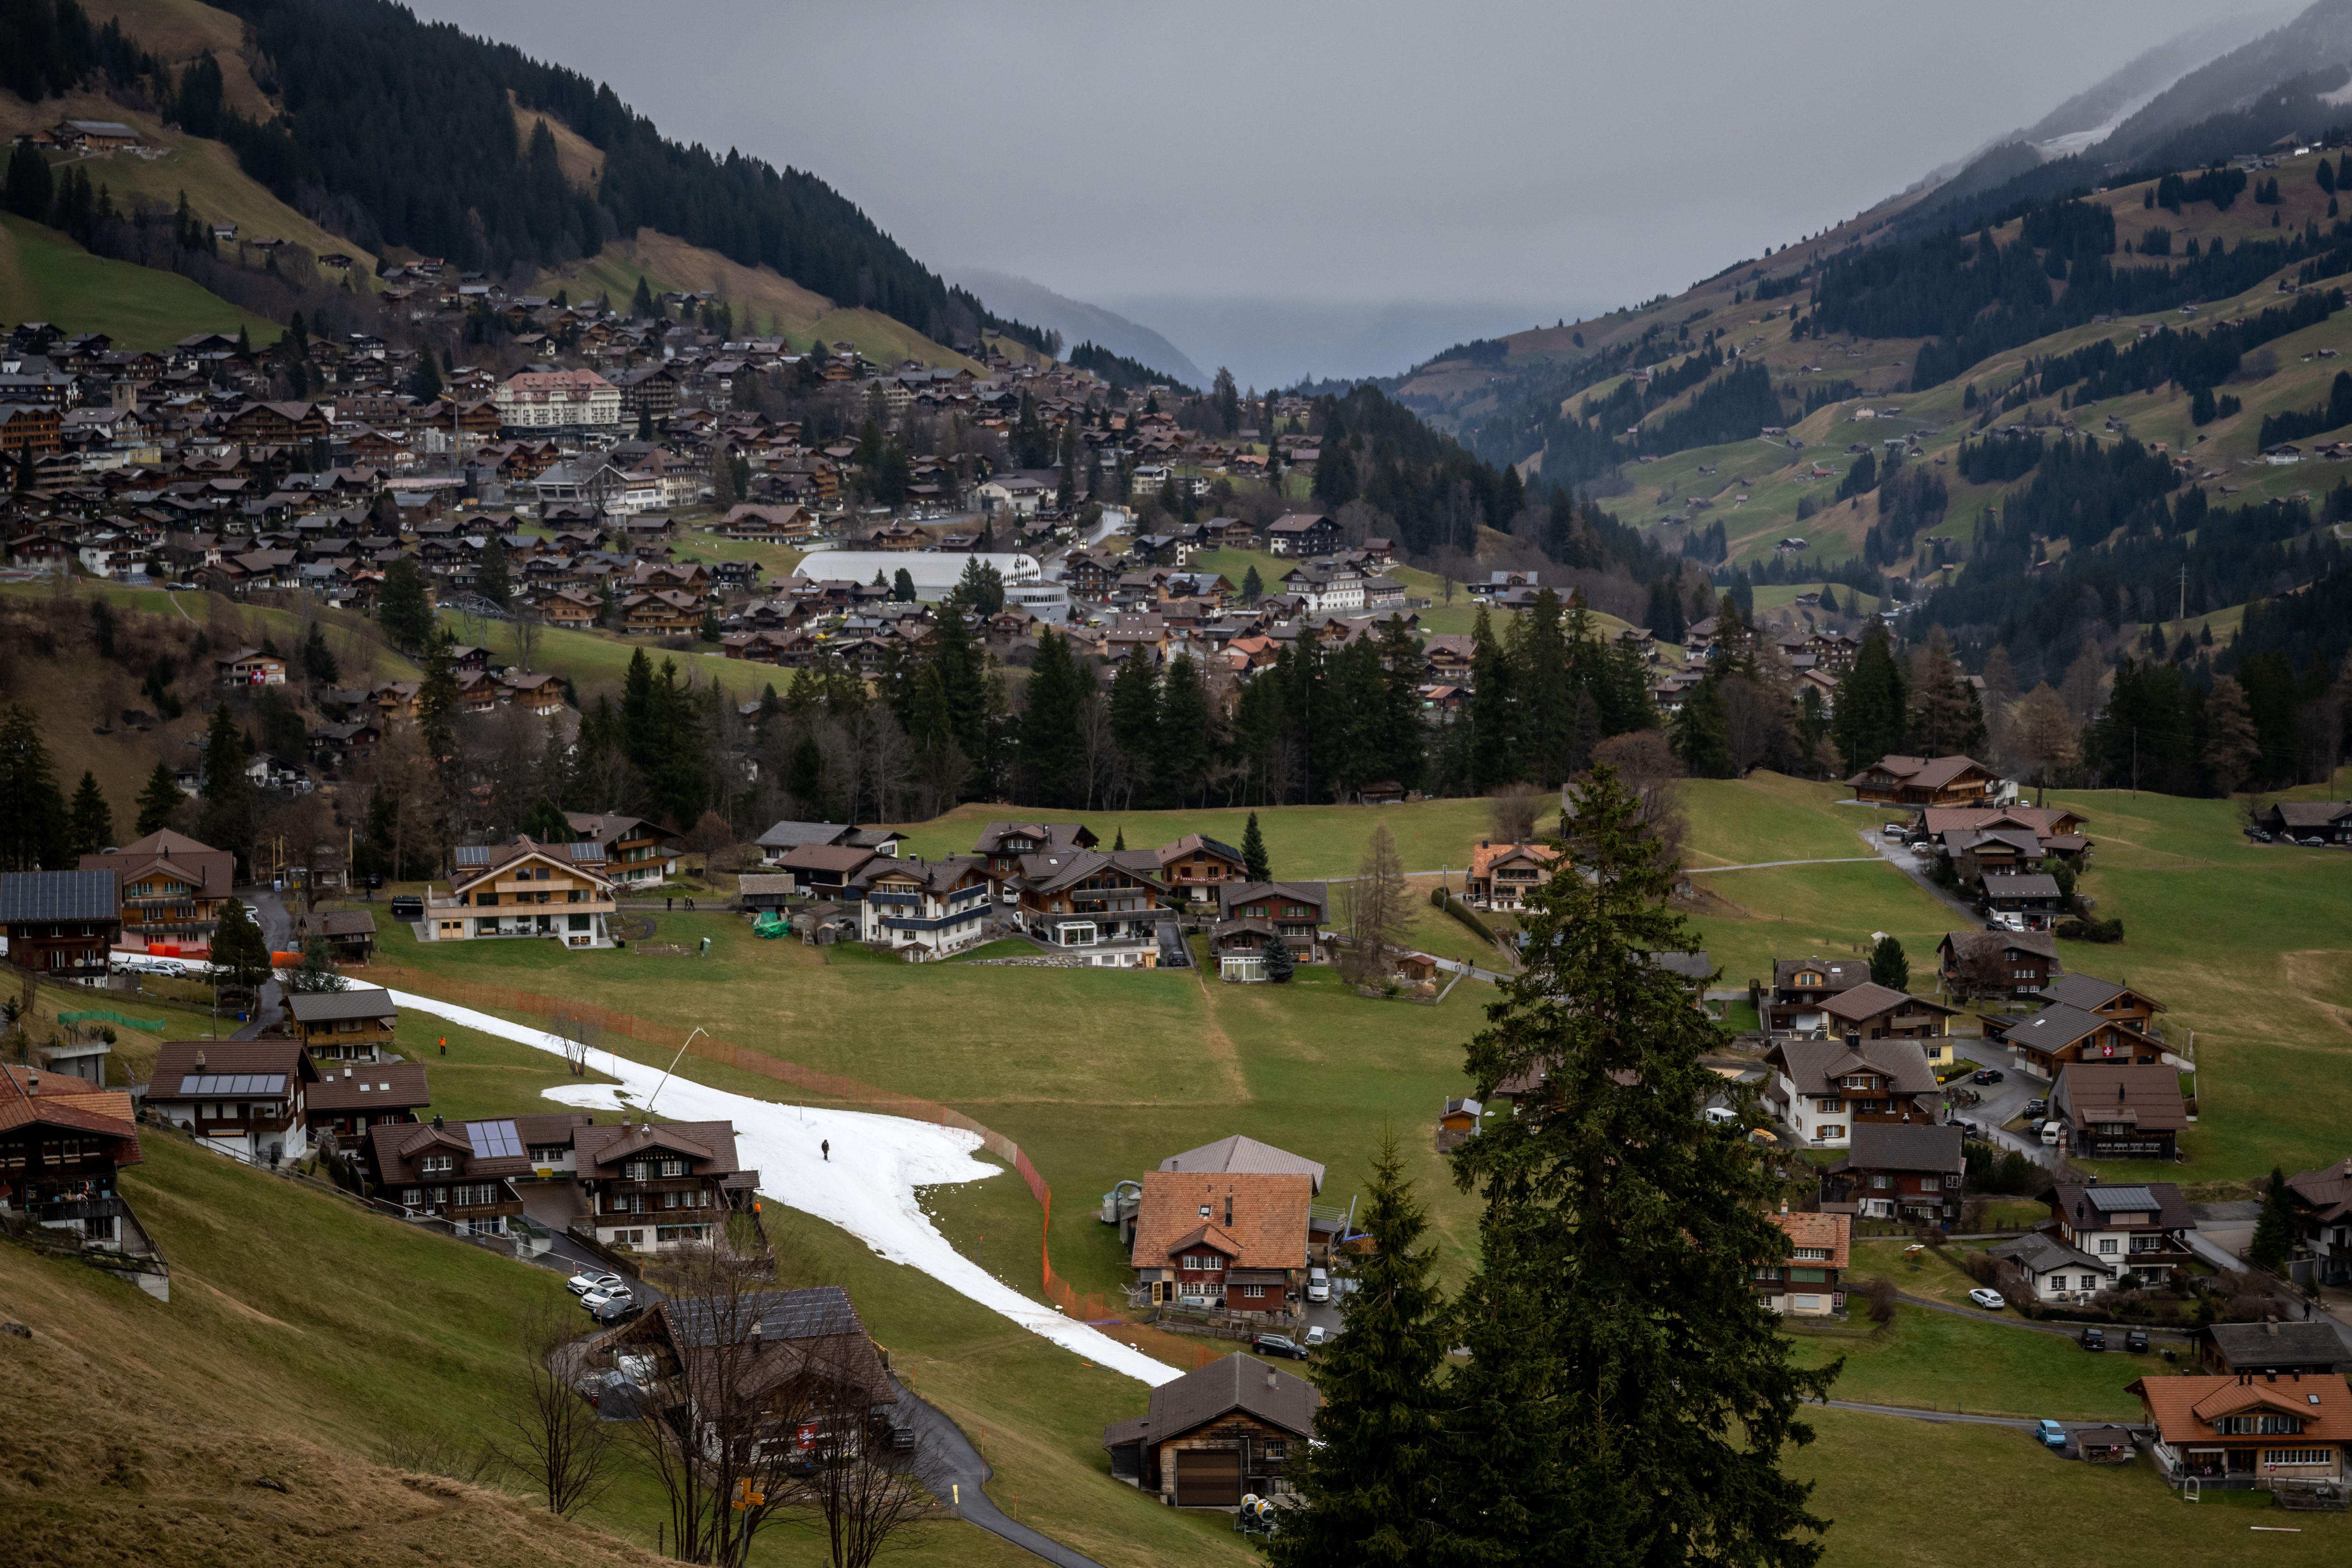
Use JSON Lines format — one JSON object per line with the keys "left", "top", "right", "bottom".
{"left": 1101, "top": 1353, "right": 1319, "bottom": 1508}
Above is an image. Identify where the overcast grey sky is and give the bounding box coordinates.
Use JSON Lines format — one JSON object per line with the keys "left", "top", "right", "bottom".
{"left": 416, "top": 0, "right": 2233, "bottom": 380}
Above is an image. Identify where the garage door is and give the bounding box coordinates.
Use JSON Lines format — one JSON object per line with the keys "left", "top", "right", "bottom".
{"left": 1174, "top": 1448, "right": 1241, "bottom": 1507}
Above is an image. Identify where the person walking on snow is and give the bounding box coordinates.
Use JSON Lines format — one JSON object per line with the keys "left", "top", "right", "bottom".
{"left": 821, "top": 1138, "right": 830, "bottom": 1162}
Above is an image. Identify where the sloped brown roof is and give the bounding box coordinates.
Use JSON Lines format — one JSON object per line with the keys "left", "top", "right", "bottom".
{"left": 1104, "top": 1352, "right": 1320, "bottom": 1451}
{"left": 1819, "top": 982, "right": 1957, "bottom": 1023}
{"left": 1130, "top": 1170, "right": 1311, "bottom": 1272}
{"left": 2132, "top": 1374, "right": 2352, "bottom": 1445}
{"left": 1766, "top": 1209, "right": 1850, "bottom": 1268}
{"left": 307, "top": 1061, "right": 430, "bottom": 1112}
{"left": 1847, "top": 755, "right": 1994, "bottom": 789}
{"left": 2053, "top": 1063, "right": 2186, "bottom": 1132}
{"left": 573, "top": 1119, "right": 740, "bottom": 1175}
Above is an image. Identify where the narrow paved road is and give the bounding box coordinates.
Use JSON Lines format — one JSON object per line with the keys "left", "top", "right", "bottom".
{"left": 1858, "top": 828, "right": 1984, "bottom": 923}
{"left": 1685, "top": 857, "right": 1884, "bottom": 872}
{"left": 1821, "top": 1399, "right": 2037, "bottom": 1429}
{"left": 230, "top": 888, "right": 295, "bottom": 1039}
{"left": 895, "top": 1383, "right": 1105, "bottom": 1568}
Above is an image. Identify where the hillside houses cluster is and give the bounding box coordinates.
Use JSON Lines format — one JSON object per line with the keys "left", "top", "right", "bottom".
{"left": 749, "top": 816, "right": 1337, "bottom": 976}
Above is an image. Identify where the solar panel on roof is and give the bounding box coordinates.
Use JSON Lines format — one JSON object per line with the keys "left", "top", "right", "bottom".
{"left": 2086, "top": 1186, "right": 2158, "bottom": 1211}
{"left": 177, "top": 1073, "right": 286, "bottom": 1096}
{"left": 454, "top": 845, "right": 491, "bottom": 866}
{"left": 466, "top": 1119, "right": 522, "bottom": 1158}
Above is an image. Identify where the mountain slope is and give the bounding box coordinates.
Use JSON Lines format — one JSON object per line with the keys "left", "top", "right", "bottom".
{"left": 946, "top": 269, "right": 1209, "bottom": 388}
{"left": 2013, "top": 7, "right": 2300, "bottom": 159}
{"left": 0, "top": 212, "right": 276, "bottom": 348}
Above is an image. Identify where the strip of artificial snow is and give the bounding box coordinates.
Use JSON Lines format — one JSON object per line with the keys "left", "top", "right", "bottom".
{"left": 382, "top": 988, "right": 1183, "bottom": 1386}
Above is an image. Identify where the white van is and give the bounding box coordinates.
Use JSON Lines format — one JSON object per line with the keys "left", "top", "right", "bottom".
{"left": 1306, "top": 1267, "right": 1330, "bottom": 1304}
{"left": 2040, "top": 1119, "right": 2063, "bottom": 1146}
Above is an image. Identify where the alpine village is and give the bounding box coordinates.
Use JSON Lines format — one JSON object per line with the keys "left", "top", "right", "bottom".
{"left": 4, "top": 3, "right": 2352, "bottom": 1568}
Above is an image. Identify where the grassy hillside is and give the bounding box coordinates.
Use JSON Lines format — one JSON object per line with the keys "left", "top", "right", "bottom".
{"left": 85, "top": 0, "right": 275, "bottom": 118}
{"left": 536, "top": 231, "right": 982, "bottom": 372}
{"left": 1413, "top": 140, "right": 2352, "bottom": 608}
{"left": 0, "top": 88, "right": 381, "bottom": 273}
{"left": 0, "top": 579, "right": 421, "bottom": 809}
{"left": 0, "top": 213, "right": 277, "bottom": 348}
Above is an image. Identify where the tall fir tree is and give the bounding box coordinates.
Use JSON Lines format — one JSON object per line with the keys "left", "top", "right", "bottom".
{"left": 2250, "top": 1167, "right": 2294, "bottom": 1274}
{"left": 1450, "top": 764, "right": 1836, "bottom": 1568}
{"left": 0, "top": 702, "right": 70, "bottom": 870}
{"left": 1868, "top": 933, "right": 1909, "bottom": 991}
{"left": 475, "top": 533, "right": 512, "bottom": 607}
{"left": 1155, "top": 654, "right": 1215, "bottom": 808}
{"left": 135, "top": 759, "right": 185, "bottom": 836}
{"left": 1672, "top": 675, "right": 1737, "bottom": 779}
{"left": 375, "top": 556, "right": 434, "bottom": 650}
{"left": 416, "top": 629, "right": 461, "bottom": 766}
{"left": 1242, "top": 811, "right": 1271, "bottom": 883}
{"left": 1269, "top": 1136, "right": 1449, "bottom": 1567}
{"left": 1020, "top": 629, "right": 1090, "bottom": 807}
{"left": 67, "top": 770, "right": 114, "bottom": 857}
{"left": 1466, "top": 607, "right": 1517, "bottom": 792}
{"left": 1830, "top": 626, "right": 1908, "bottom": 773}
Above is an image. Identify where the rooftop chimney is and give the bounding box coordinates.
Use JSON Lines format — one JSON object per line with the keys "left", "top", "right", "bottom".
{"left": 1265, "top": 1370, "right": 1277, "bottom": 1390}
{"left": 432, "top": 1113, "right": 445, "bottom": 1130}
{"left": 194, "top": 1050, "right": 207, "bottom": 1071}
{"left": 2268, "top": 1316, "right": 2279, "bottom": 1337}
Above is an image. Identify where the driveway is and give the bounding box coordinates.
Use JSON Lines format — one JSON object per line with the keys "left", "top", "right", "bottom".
{"left": 1943, "top": 1060, "right": 2065, "bottom": 1170}
{"left": 1857, "top": 828, "right": 1983, "bottom": 923}
{"left": 230, "top": 887, "right": 295, "bottom": 1039}
{"left": 895, "top": 1381, "right": 1105, "bottom": 1568}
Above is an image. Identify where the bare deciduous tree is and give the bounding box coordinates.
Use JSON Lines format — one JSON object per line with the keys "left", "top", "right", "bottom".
{"left": 2009, "top": 684, "right": 2080, "bottom": 803}
{"left": 1488, "top": 784, "right": 1546, "bottom": 844}
{"left": 1343, "top": 821, "right": 1408, "bottom": 986}
{"left": 802, "top": 1350, "right": 943, "bottom": 1568}
{"left": 496, "top": 1303, "right": 621, "bottom": 1518}
{"left": 1589, "top": 730, "right": 1687, "bottom": 867}
{"left": 631, "top": 1248, "right": 819, "bottom": 1567}
{"left": 511, "top": 600, "right": 544, "bottom": 674}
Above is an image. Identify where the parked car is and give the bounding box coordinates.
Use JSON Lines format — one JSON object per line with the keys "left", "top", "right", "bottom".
{"left": 1882, "top": 821, "right": 1906, "bottom": 840}
{"left": 1972, "top": 1068, "right": 2004, "bottom": 1085}
{"left": 581, "top": 1285, "right": 633, "bottom": 1313}
{"left": 1948, "top": 1118, "right": 1979, "bottom": 1138}
{"left": 1967, "top": 1287, "right": 2006, "bottom": 1311}
{"left": 1250, "top": 1333, "right": 1308, "bottom": 1361}
{"left": 2301, "top": 836, "right": 2328, "bottom": 848}
{"left": 2040, "top": 1119, "right": 2064, "bottom": 1146}
{"left": 389, "top": 895, "right": 424, "bottom": 921}
{"left": 1305, "top": 1267, "right": 1330, "bottom": 1304}
{"left": 2125, "top": 1328, "right": 2151, "bottom": 1353}
{"left": 588, "top": 1295, "right": 643, "bottom": 1325}
{"left": 2080, "top": 1326, "right": 2106, "bottom": 1352}
{"left": 2023, "top": 1097, "right": 2049, "bottom": 1120}
{"left": 568, "top": 1270, "right": 626, "bottom": 1297}
{"left": 2036, "top": 1419, "right": 2068, "bottom": 1450}
{"left": 1304, "top": 1325, "right": 1329, "bottom": 1347}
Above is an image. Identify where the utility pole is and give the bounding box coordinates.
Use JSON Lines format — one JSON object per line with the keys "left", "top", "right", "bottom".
{"left": 2131, "top": 726, "right": 2139, "bottom": 799}
{"left": 2177, "top": 562, "right": 2187, "bottom": 626}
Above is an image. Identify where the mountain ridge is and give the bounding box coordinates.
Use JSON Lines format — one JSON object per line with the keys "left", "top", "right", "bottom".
{"left": 945, "top": 268, "right": 1208, "bottom": 389}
